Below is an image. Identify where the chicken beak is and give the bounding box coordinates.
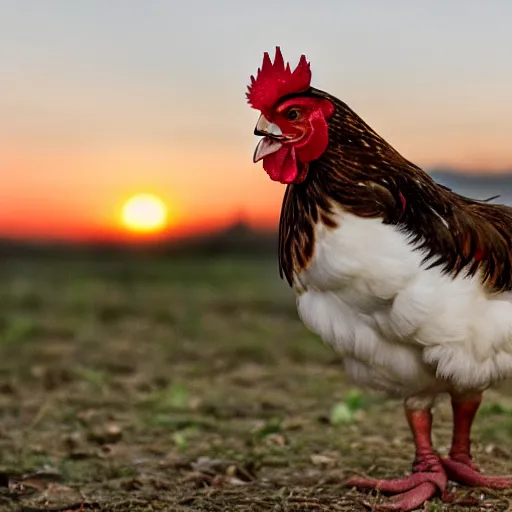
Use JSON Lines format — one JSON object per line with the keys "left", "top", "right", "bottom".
{"left": 253, "top": 114, "right": 283, "bottom": 163}
{"left": 254, "top": 114, "right": 282, "bottom": 137}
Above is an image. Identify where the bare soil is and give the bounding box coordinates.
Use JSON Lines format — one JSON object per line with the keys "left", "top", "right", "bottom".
{"left": 0, "top": 256, "right": 511, "bottom": 511}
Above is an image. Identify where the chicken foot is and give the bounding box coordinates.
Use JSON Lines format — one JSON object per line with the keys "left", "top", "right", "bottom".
{"left": 346, "top": 407, "right": 448, "bottom": 511}
{"left": 442, "top": 393, "right": 512, "bottom": 488}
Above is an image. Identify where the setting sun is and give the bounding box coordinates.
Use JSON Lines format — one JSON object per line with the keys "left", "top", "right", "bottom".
{"left": 121, "top": 194, "right": 169, "bottom": 234}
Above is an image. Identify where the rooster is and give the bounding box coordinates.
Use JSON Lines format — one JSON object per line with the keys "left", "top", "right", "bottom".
{"left": 246, "top": 46, "right": 512, "bottom": 511}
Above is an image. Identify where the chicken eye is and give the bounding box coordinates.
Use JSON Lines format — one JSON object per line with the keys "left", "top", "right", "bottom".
{"left": 286, "top": 108, "right": 302, "bottom": 121}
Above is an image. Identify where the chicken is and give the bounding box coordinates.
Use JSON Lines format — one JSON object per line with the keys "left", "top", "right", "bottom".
{"left": 246, "top": 46, "right": 512, "bottom": 511}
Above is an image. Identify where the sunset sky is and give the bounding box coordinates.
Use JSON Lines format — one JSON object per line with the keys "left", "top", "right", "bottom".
{"left": 2, "top": 1, "right": 512, "bottom": 241}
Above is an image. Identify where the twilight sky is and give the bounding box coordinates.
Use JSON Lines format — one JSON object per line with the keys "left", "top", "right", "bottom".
{"left": 1, "top": 0, "right": 512, "bottom": 240}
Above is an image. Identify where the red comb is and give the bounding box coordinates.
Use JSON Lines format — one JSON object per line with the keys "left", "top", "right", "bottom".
{"left": 246, "top": 46, "right": 312, "bottom": 115}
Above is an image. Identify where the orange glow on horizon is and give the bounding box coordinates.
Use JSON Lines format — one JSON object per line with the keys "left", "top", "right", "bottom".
{"left": 0, "top": 207, "right": 277, "bottom": 244}
{"left": 2, "top": 137, "right": 512, "bottom": 244}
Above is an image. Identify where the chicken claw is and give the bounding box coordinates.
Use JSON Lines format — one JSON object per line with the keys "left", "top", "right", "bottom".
{"left": 442, "top": 455, "right": 512, "bottom": 489}
{"left": 347, "top": 466, "right": 446, "bottom": 511}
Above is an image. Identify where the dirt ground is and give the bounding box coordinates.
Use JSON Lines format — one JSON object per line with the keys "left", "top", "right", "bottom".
{"left": 0, "top": 255, "right": 512, "bottom": 512}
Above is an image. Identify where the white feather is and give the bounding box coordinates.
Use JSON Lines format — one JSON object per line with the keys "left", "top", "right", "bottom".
{"left": 295, "top": 207, "right": 512, "bottom": 398}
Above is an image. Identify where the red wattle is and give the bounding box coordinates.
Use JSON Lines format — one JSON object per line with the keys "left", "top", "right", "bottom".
{"left": 262, "top": 146, "right": 299, "bottom": 184}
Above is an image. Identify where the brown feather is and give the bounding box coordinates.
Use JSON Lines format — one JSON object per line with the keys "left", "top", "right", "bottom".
{"left": 278, "top": 88, "right": 512, "bottom": 292}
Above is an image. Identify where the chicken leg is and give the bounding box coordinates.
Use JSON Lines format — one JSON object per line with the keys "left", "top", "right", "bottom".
{"left": 442, "top": 393, "right": 512, "bottom": 488}
{"left": 346, "top": 403, "right": 447, "bottom": 511}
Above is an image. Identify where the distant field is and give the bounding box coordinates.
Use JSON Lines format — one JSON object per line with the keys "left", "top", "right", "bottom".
{"left": 0, "top": 256, "right": 511, "bottom": 511}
